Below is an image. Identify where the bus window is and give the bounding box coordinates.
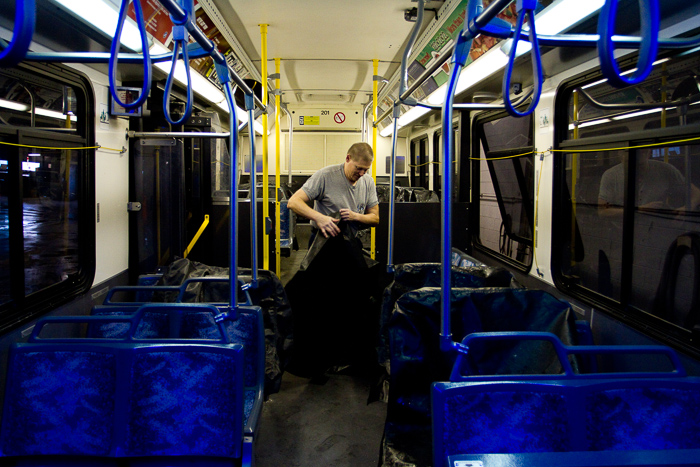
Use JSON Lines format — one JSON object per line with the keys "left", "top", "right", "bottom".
{"left": 473, "top": 112, "right": 534, "bottom": 268}
{"left": 556, "top": 49, "right": 700, "bottom": 348}
{"left": 410, "top": 137, "right": 429, "bottom": 189}
{"left": 0, "top": 64, "right": 94, "bottom": 332}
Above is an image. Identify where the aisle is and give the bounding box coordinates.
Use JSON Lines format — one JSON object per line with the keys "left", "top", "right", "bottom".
{"left": 256, "top": 371, "right": 387, "bottom": 466}
{"left": 259, "top": 239, "right": 388, "bottom": 465}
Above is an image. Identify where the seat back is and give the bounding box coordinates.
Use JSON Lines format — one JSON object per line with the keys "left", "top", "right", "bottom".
{"left": 0, "top": 342, "right": 245, "bottom": 459}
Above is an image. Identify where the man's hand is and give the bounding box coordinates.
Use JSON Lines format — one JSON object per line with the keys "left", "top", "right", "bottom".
{"left": 317, "top": 215, "right": 341, "bottom": 237}
{"left": 339, "top": 208, "right": 356, "bottom": 222}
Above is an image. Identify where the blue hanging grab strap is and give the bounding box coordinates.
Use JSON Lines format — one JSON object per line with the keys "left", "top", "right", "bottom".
{"left": 0, "top": 0, "right": 35, "bottom": 67}
{"left": 163, "top": 33, "right": 193, "bottom": 125}
{"left": 163, "top": 0, "right": 194, "bottom": 125}
{"left": 503, "top": 0, "right": 543, "bottom": 117}
{"left": 109, "top": 0, "right": 151, "bottom": 110}
{"left": 598, "top": 0, "right": 660, "bottom": 87}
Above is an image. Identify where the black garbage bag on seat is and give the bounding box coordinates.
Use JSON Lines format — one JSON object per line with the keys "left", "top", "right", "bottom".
{"left": 284, "top": 219, "right": 391, "bottom": 378}
{"left": 380, "top": 287, "right": 579, "bottom": 467}
{"left": 377, "top": 263, "right": 515, "bottom": 373}
{"left": 156, "top": 257, "right": 293, "bottom": 396}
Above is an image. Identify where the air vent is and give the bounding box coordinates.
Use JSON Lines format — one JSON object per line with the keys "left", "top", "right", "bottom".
{"left": 297, "top": 93, "right": 356, "bottom": 103}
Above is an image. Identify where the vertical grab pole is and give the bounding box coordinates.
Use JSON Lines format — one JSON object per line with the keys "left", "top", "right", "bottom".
{"left": 387, "top": 103, "right": 400, "bottom": 270}
{"left": 275, "top": 57, "right": 282, "bottom": 278}
{"left": 260, "top": 24, "right": 270, "bottom": 271}
{"left": 440, "top": 22, "right": 473, "bottom": 353}
{"left": 371, "top": 58, "right": 379, "bottom": 261}
{"left": 216, "top": 62, "right": 239, "bottom": 312}
{"left": 246, "top": 94, "right": 259, "bottom": 286}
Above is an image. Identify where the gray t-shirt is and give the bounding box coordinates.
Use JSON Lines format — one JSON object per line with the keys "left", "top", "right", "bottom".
{"left": 599, "top": 161, "right": 686, "bottom": 207}
{"left": 302, "top": 163, "right": 379, "bottom": 234}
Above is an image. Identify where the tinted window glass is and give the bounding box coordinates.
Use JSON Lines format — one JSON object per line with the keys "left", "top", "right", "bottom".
{"left": 475, "top": 113, "right": 534, "bottom": 267}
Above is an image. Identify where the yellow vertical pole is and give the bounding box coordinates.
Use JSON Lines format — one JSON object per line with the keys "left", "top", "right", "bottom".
{"left": 275, "top": 57, "right": 281, "bottom": 277}
{"left": 371, "top": 59, "right": 378, "bottom": 260}
{"left": 260, "top": 24, "right": 269, "bottom": 271}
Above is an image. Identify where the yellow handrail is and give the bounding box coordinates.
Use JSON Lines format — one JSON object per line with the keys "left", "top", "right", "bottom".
{"left": 275, "top": 57, "right": 282, "bottom": 278}
{"left": 260, "top": 23, "right": 270, "bottom": 271}
{"left": 184, "top": 214, "right": 210, "bottom": 258}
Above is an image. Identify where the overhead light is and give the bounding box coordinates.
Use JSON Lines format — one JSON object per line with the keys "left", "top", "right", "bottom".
{"left": 534, "top": 0, "right": 605, "bottom": 35}
{"left": 455, "top": 47, "right": 510, "bottom": 95}
{"left": 53, "top": 0, "right": 146, "bottom": 52}
{"left": 427, "top": 85, "right": 447, "bottom": 105}
{"left": 380, "top": 121, "right": 400, "bottom": 137}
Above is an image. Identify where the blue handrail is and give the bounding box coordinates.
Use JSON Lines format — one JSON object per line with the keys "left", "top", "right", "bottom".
{"left": 163, "top": 0, "right": 194, "bottom": 125}
{"left": 598, "top": 0, "right": 660, "bottom": 87}
{"left": 0, "top": 0, "right": 35, "bottom": 67}
{"left": 215, "top": 61, "right": 240, "bottom": 313}
{"left": 502, "top": 0, "right": 543, "bottom": 117}
{"left": 450, "top": 331, "right": 687, "bottom": 381}
{"left": 245, "top": 94, "right": 259, "bottom": 286}
{"left": 109, "top": 0, "right": 151, "bottom": 110}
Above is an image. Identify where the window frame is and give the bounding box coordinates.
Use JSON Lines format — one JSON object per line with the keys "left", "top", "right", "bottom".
{"left": 0, "top": 61, "right": 95, "bottom": 334}
{"left": 471, "top": 109, "right": 535, "bottom": 273}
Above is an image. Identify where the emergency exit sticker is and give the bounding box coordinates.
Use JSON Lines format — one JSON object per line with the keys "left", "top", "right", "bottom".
{"left": 299, "top": 116, "right": 320, "bottom": 125}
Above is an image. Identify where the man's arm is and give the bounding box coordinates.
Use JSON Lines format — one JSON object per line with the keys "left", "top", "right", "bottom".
{"left": 339, "top": 204, "right": 379, "bottom": 226}
{"left": 288, "top": 189, "right": 341, "bottom": 237}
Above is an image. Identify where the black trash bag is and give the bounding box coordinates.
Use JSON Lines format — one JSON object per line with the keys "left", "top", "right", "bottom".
{"left": 156, "top": 257, "right": 293, "bottom": 396}
{"left": 377, "top": 263, "right": 515, "bottom": 374}
{"left": 412, "top": 189, "right": 439, "bottom": 202}
{"left": 380, "top": 287, "right": 579, "bottom": 467}
{"left": 284, "top": 219, "right": 391, "bottom": 378}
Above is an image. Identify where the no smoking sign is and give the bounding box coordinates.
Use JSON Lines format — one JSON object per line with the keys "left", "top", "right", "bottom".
{"left": 333, "top": 112, "right": 345, "bottom": 124}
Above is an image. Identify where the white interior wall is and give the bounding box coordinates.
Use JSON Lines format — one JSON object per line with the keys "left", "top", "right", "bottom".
{"left": 75, "top": 65, "right": 131, "bottom": 286}
{"left": 239, "top": 132, "right": 407, "bottom": 177}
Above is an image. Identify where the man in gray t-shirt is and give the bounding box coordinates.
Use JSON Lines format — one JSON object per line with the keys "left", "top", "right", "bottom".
{"left": 288, "top": 142, "right": 379, "bottom": 239}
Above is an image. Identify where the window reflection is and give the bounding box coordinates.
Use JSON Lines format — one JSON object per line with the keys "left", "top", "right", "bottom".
{"left": 563, "top": 143, "right": 700, "bottom": 331}
{"left": 0, "top": 147, "right": 9, "bottom": 306}
{"left": 21, "top": 147, "right": 81, "bottom": 296}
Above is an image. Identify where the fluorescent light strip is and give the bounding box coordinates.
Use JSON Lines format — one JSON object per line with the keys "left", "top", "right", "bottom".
{"left": 35, "top": 108, "right": 78, "bottom": 121}
{"left": 568, "top": 118, "right": 611, "bottom": 130}
{"left": 379, "top": 123, "right": 398, "bottom": 138}
{"left": 0, "top": 98, "right": 77, "bottom": 121}
{"left": 534, "top": 0, "right": 605, "bottom": 35}
{"left": 423, "top": 0, "right": 607, "bottom": 110}
{"left": 611, "top": 107, "right": 664, "bottom": 120}
{"left": 53, "top": 0, "right": 145, "bottom": 52}
{"left": 0, "top": 98, "right": 28, "bottom": 111}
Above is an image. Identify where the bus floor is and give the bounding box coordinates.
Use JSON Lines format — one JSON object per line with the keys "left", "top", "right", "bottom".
{"left": 257, "top": 370, "right": 387, "bottom": 466}
{"left": 258, "top": 245, "right": 388, "bottom": 466}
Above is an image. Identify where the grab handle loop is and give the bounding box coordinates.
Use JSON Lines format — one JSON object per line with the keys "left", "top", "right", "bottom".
{"left": 598, "top": 0, "right": 660, "bottom": 87}
{"left": 109, "top": 0, "right": 151, "bottom": 110}
{"left": 163, "top": 29, "right": 193, "bottom": 125}
{"left": 163, "top": 0, "right": 194, "bottom": 125}
{"left": 503, "top": 0, "right": 543, "bottom": 117}
{"left": 0, "top": 0, "right": 35, "bottom": 67}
